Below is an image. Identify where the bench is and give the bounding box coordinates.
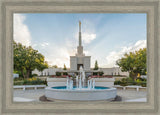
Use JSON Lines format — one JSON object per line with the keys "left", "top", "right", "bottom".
{"left": 125, "top": 85, "right": 140, "bottom": 91}
{"left": 114, "top": 85, "right": 146, "bottom": 91}
{"left": 13, "top": 85, "right": 46, "bottom": 90}
{"left": 114, "top": 85, "right": 126, "bottom": 90}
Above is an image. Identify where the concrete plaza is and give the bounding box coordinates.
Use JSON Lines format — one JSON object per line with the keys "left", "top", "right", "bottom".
{"left": 13, "top": 89, "right": 147, "bottom": 102}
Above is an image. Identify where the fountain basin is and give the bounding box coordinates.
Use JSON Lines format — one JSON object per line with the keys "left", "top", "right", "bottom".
{"left": 45, "top": 86, "right": 117, "bottom": 101}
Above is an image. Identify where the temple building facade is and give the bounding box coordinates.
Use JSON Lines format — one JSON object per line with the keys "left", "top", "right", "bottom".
{"left": 32, "top": 21, "right": 129, "bottom": 77}
{"left": 70, "top": 21, "right": 91, "bottom": 71}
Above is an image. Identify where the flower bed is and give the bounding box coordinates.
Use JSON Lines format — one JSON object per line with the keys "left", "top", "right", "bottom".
{"left": 49, "top": 75, "right": 72, "bottom": 78}
{"left": 114, "top": 77, "right": 147, "bottom": 87}
{"left": 89, "top": 75, "right": 113, "bottom": 78}
{"left": 14, "top": 77, "right": 47, "bottom": 85}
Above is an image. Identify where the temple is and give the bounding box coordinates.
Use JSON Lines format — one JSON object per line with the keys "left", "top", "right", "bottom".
{"left": 32, "top": 21, "right": 129, "bottom": 77}
{"left": 70, "top": 21, "right": 91, "bottom": 71}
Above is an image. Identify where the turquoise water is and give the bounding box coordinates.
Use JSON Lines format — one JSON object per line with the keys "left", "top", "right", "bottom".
{"left": 51, "top": 86, "right": 109, "bottom": 90}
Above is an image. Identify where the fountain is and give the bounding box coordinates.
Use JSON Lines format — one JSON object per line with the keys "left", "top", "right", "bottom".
{"left": 66, "top": 66, "right": 95, "bottom": 90}
{"left": 45, "top": 66, "right": 117, "bottom": 101}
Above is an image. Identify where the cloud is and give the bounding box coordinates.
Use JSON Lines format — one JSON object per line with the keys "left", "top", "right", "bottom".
{"left": 84, "top": 50, "right": 89, "bottom": 55}
{"left": 39, "top": 32, "right": 92, "bottom": 68}
{"left": 82, "top": 33, "right": 96, "bottom": 44}
{"left": 40, "top": 42, "right": 49, "bottom": 47}
{"left": 13, "top": 14, "right": 31, "bottom": 46}
{"left": 33, "top": 39, "right": 78, "bottom": 68}
{"left": 75, "top": 20, "right": 96, "bottom": 45}
{"left": 44, "top": 47, "right": 76, "bottom": 68}
{"left": 104, "top": 40, "right": 146, "bottom": 68}
{"left": 75, "top": 32, "right": 96, "bottom": 45}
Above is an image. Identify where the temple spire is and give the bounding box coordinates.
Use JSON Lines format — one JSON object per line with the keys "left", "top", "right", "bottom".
{"left": 79, "top": 21, "right": 82, "bottom": 46}
{"left": 76, "top": 21, "right": 84, "bottom": 56}
{"left": 79, "top": 21, "right": 81, "bottom": 32}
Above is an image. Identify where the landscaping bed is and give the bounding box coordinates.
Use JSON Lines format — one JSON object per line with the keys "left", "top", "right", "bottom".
{"left": 14, "top": 77, "right": 47, "bottom": 85}
{"left": 114, "top": 77, "right": 147, "bottom": 87}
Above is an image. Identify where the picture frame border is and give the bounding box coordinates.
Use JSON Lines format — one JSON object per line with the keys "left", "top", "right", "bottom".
{"left": 0, "top": 0, "right": 159, "bottom": 114}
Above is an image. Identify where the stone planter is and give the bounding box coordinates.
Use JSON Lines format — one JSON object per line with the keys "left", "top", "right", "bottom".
{"left": 91, "top": 78, "right": 115, "bottom": 87}
{"left": 47, "top": 78, "right": 67, "bottom": 87}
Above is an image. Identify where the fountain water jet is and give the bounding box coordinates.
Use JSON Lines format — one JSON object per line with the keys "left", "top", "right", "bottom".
{"left": 66, "top": 66, "right": 96, "bottom": 90}
{"left": 45, "top": 66, "right": 117, "bottom": 101}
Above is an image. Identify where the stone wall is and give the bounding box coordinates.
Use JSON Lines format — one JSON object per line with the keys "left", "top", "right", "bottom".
{"left": 32, "top": 67, "right": 129, "bottom": 77}
{"left": 70, "top": 56, "right": 77, "bottom": 70}
{"left": 99, "top": 67, "right": 129, "bottom": 77}
{"left": 92, "top": 78, "right": 115, "bottom": 87}
{"left": 47, "top": 77, "right": 115, "bottom": 87}
{"left": 47, "top": 78, "right": 67, "bottom": 87}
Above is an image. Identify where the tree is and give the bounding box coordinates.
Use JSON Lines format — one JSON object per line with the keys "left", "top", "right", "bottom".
{"left": 63, "top": 64, "right": 67, "bottom": 70}
{"left": 14, "top": 41, "right": 48, "bottom": 78}
{"left": 52, "top": 65, "right": 58, "bottom": 68}
{"left": 94, "top": 60, "right": 99, "bottom": 70}
{"left": 116, "top": 48, "right": 146, "bottom": 79}
{"left": 134, "top": 48, "right": 147, "bottom": 75}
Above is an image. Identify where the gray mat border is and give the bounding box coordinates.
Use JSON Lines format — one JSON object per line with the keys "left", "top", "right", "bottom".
{"left": 0, "top": 0, "right": 159, "bottom": 114}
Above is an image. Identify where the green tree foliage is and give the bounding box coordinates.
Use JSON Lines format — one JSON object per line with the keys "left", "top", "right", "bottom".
{"left": 116, "top": 48, "right": 146, "bottom": 79}
{"left": 52, "top": 65, "right": 58, "bottom": 68}
{"left": 99, "top": 71, "right": 104, "bottom": 76}
{"left": 63, "top": 64, "right": 67, "bottom": 70}
{"left": 94, "top": 60, "right": 99, "bottom": 70}
{"left": 14, "top": 41, "right": 48, "bottom": 78}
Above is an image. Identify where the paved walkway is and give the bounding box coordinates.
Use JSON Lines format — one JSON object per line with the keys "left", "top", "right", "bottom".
{"left": 13, "top": 89, "right": 45, "bottom": 102}
{"left": 13, "top": 89, "right": 147, "bottom": 102}
{"left": 116, "top": 90, "right": 147, "bottom": 101}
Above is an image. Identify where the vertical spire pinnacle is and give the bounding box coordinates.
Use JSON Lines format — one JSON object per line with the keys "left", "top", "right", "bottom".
{"left": 76, "top": 21, "right": 84, "bottom": 56}
{"left": 79, "top": 21, "right": 82, "bottom": 46}
{"left": 79, "top": 21, "right": 81, "bottom": 32}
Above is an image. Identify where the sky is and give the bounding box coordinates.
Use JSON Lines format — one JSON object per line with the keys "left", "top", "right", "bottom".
{"left": 13, "top": 13, "right": 147, "bottom": 68}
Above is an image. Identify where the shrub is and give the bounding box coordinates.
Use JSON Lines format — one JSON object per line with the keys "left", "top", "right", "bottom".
{"left": 136, "top": 77, "right": 146, "bottom": 82}
{"left": 14, "top": 77, "right": 24, "bottom": 81}
{"left": 125, "top": 77, "right": 136, "bottom": 85}
{"left": 114, "top": 77, "right": 147, "bottom": 87}
{"left": 136, "top": 79, "right": 142, "bottom": 86}
{"left": 32, "top": 74, "right": 38, "bottom": 77}
{"left": 141, "top": 82, "right": 146, "bottom": 87}
{"left": 63, "top": 72, "right": 68, "bottom": 75}
{"left": 56, "top": 72, "right": 61, "bottom": 76}
{"left": 14, "top": 81, "right": 24, "bottom": 85}
{"left": 44, "top": 79, "right": 48, "bottom": 86}
{"left": 93, "top": 72, "right": 98, "bottom": 75}
{"left": 99, "top": 72, "right": 104, "bottom": 76}
{"left": 126, "top": 77, "right": 134, "bottom": 82}
{"left": 136, "top": 78, "right": 147, "bottom": 86}
{"left": 14, "top": 77, "right": 46, "bottom": 85}
{"left": 120, "top": 78, "right": 127, "bottom": 86}
{"left": 114, "top": 80, "right": 121, "bottom": 85}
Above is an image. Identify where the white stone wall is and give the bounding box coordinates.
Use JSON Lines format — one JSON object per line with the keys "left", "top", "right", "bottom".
{"left": 45, "top": 87, "right": 117, "bottom": 101}
{"left": 32, "top": 68, "right": 63, "bottom": 76}
{"left": 32, "top": 69, "right": 41, "bottom": 76}
{"left": 47, "top": 78, "right": 67, "bottom": 87}
{"left": 84, "top": 57, "right": 91, "bottom": 70}
{"left": 100, "top": 67, "right": 129, "bottom": 77}
{"left": 95, "top": 82, "right": 114, "bottom": 87}
{"left": 92, "top": 78, "right": 115, "bottom": 87}
{"left": 32, "top": 67, "right": 129, "bottom": 77}
{"left": 77, "top": 57, "right": 83, "bottom": 64}
{"left": 113, "top": 67, "right": 120, "bottom": 75}
{"left": 47, "top": 78, "right": 115, "bottom": 88}
{"left": 70, "top": 56, "right": 77, "bottom": 70}
{"left": 47, "top": 82, "right": 66, "bottom": 87}
{"left": 112, "top": 67, "right": 129, "bottom": 76}
{"left": 70, "top": 56, "right": 91, "bottom": 71}
{"left": 99, "top": 68, "right": 113, "bottom": 75}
